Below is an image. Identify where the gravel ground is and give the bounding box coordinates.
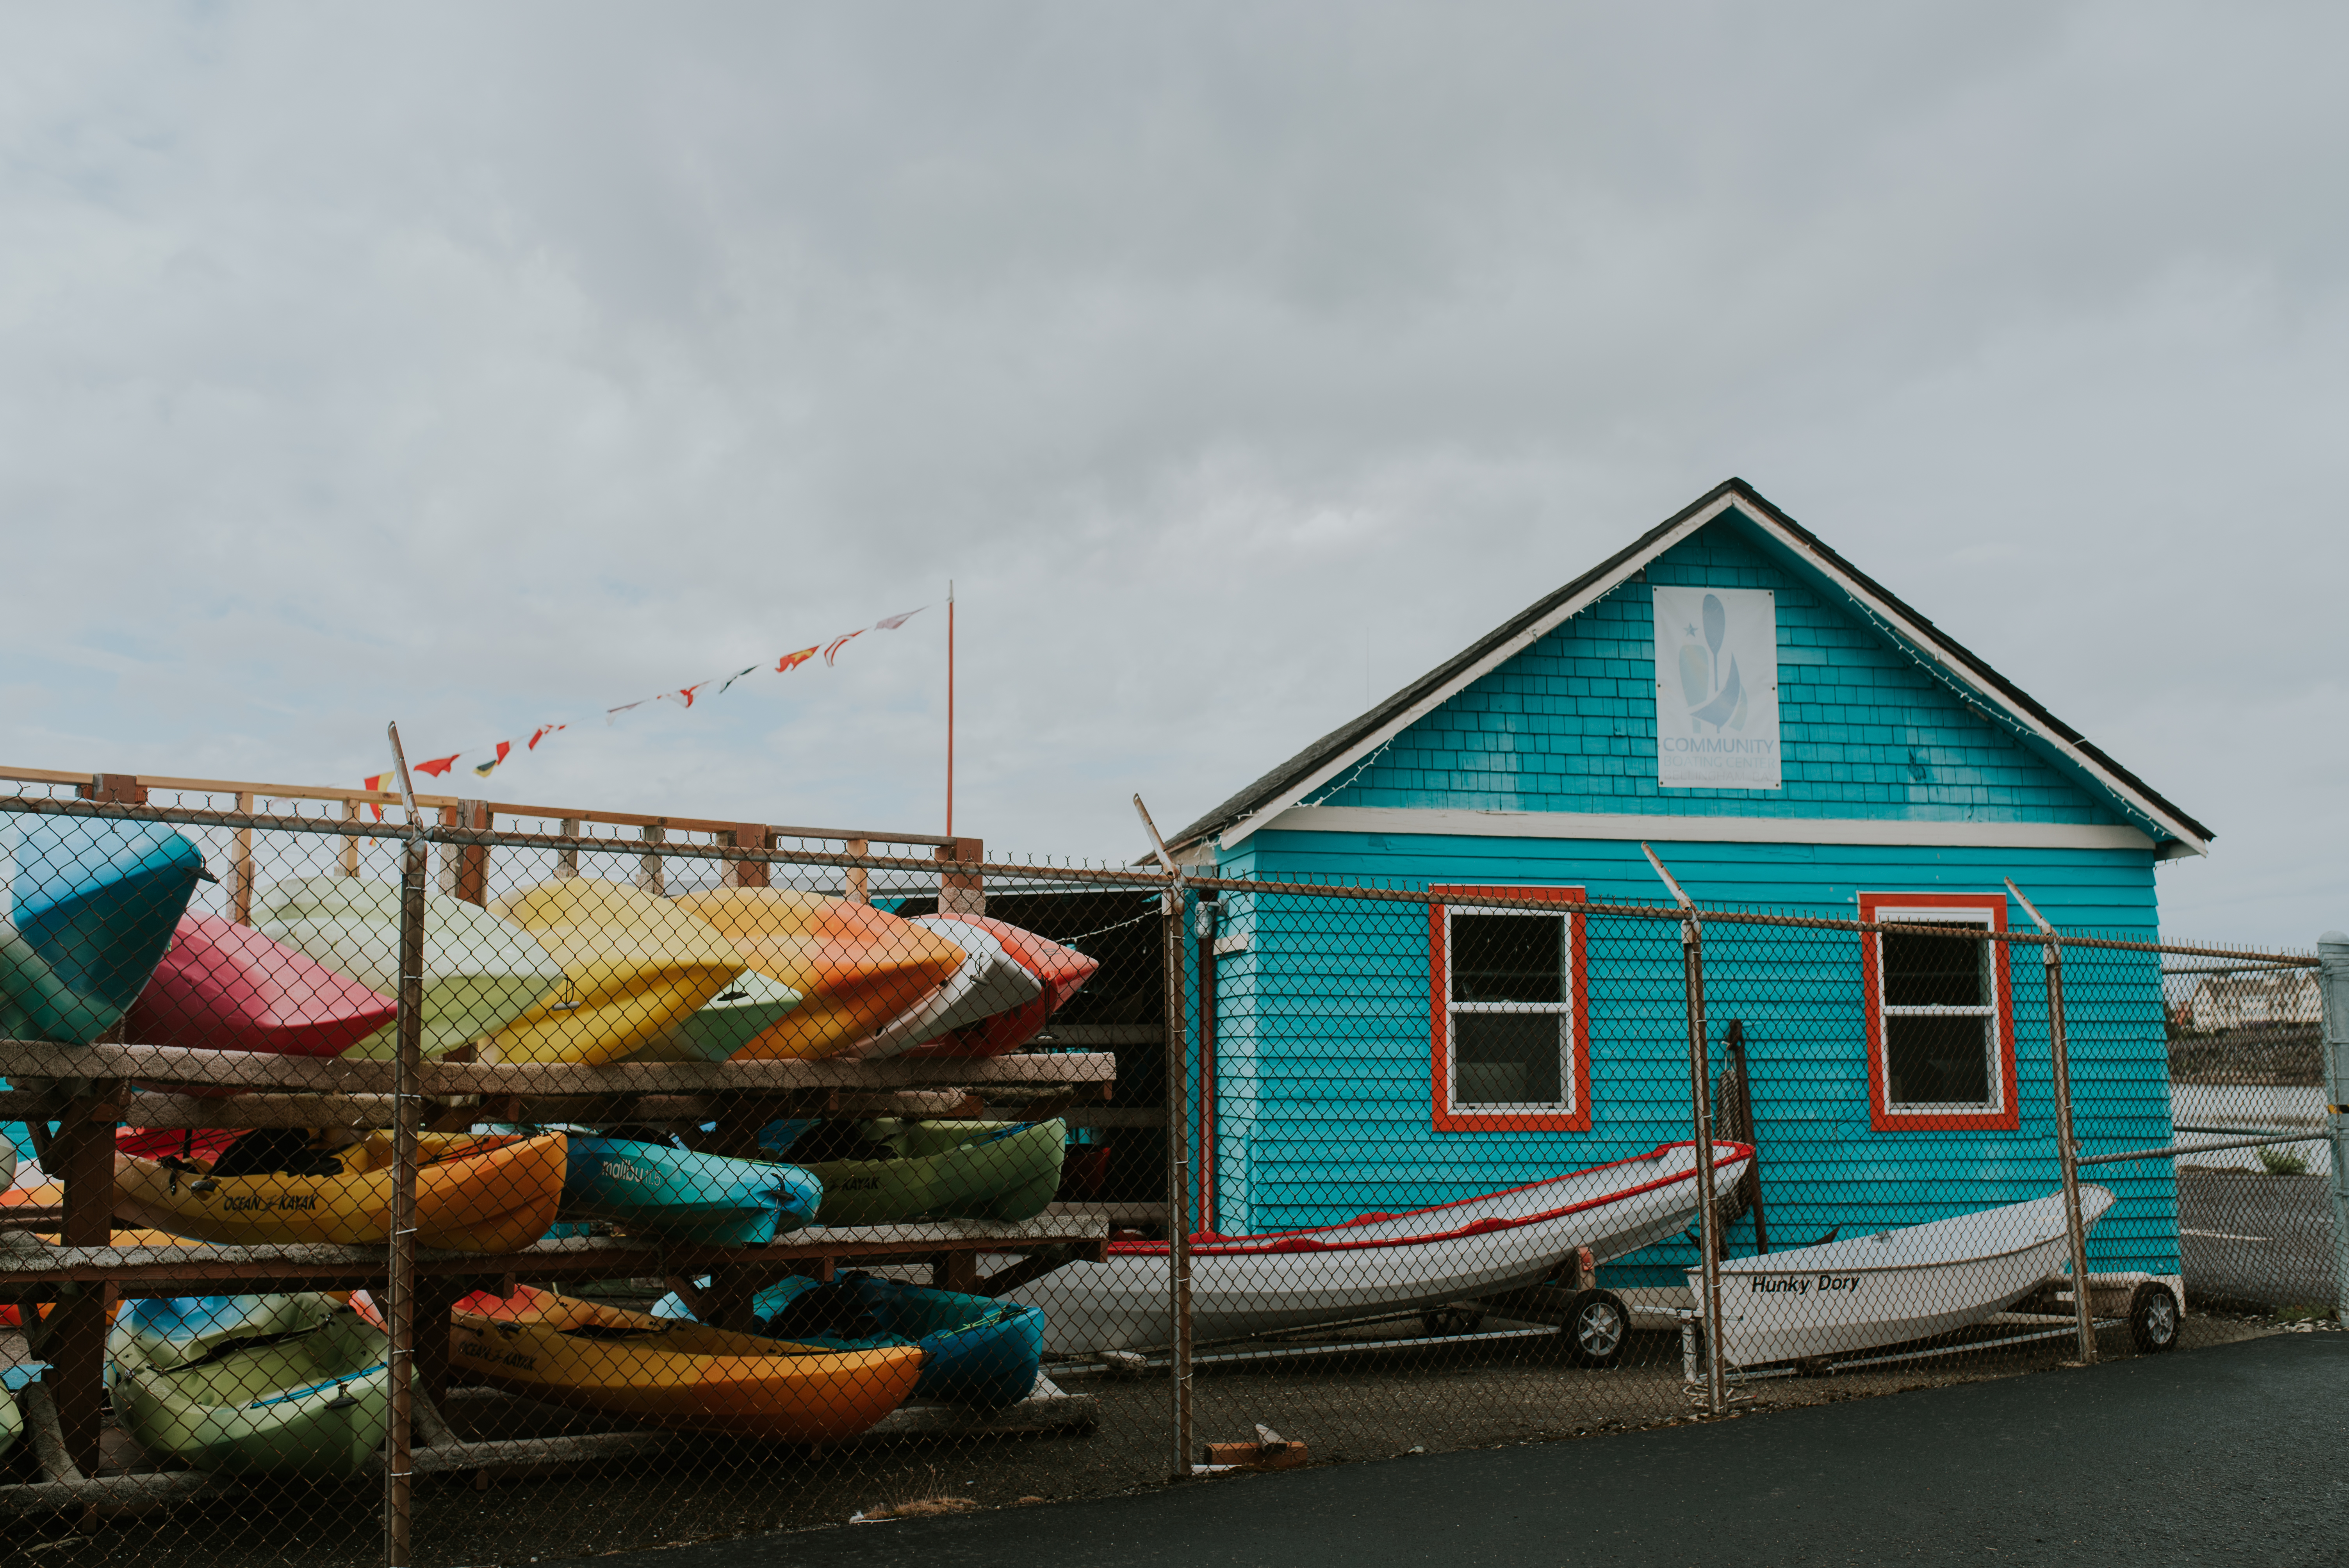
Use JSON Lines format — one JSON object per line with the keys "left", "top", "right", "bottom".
{"left": 0, "top": 1306, "right": 2288, "bottom": 1567}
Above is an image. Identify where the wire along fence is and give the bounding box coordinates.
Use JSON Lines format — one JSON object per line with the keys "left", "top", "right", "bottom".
{"left": 0, "top": 770, "right": 2335, "bottom": 1564}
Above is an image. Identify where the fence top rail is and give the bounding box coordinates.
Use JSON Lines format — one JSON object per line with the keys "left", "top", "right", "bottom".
{"left": 0, "top": 790, "right": 2312, "bottom": 966}
{"left": 0, "top": 766, "right": 955, "bottom": 847}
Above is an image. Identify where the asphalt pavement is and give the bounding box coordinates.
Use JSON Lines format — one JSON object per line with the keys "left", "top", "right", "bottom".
{"left": 635, "top": 1333, "right": 2349, "bottom": 1568}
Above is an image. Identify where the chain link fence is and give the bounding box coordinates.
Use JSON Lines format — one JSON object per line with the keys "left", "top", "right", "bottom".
{"left": 0, "top": 770, "right": 2334, "bottom": 1563}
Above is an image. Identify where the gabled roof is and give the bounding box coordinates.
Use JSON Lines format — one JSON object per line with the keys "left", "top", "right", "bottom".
{"left": 1168, "top": 478, "right": 2214, "bottom": 857}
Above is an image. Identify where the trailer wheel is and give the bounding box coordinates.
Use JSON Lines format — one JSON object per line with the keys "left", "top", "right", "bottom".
{"left": 2129, "top": 1281, "right": 2180, "bottom": 1354}
{"left": 1565, "top": 1289, "right": 1629, "bottom": 1368}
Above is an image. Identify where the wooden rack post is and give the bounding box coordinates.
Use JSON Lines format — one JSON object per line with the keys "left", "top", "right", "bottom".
{"left": 937, "top": 837, "right": 984, "bottom": 916}
{"left": 725, "top": 825, "right": 771, "bottom": 889}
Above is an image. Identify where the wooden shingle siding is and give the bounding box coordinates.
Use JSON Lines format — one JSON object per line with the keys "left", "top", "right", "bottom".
{"left": 1189, "top": 510, "right": 2182, "bottom": 1281}
{"left": 1320, "top": 523, "right": 2132, "bottom": 827}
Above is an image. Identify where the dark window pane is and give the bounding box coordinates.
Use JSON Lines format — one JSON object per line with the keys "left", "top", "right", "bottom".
{"left": 1450, "top": 913, "right": 1562, "bottom": 1004}
{"left": 1885, "top": 1013, "right": 1992, "bottom": 1107}
{"left": 1453, "top": 1012, "right": 1565, "bottom": 1106}
{"left": 1881, "top": 923, "right": 1989, "bottom": 1009}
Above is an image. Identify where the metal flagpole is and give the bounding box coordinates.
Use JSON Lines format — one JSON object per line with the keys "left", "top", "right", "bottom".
{"left": 946, "top": 581, "right": 955, "bottom": 837}
{"left": 1643, "top": 843, "right": 1725, "bottom": 1417}
{"left": 384, "top": 724, "right": 427, "bottom": 1566}
{"left": 2007, "top": 880, "right": 2096, "bottom": 1363}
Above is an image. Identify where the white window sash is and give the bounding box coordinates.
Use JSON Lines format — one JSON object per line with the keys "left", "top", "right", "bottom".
{"left": 1442, "top": 905, "right": 1576, "bottom": 1117}
{"left": 1871, "top": 908, "right": 2004, "bottom": 1117}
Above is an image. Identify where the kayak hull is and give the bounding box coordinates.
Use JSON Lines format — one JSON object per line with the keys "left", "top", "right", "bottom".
{"left": 793, "top": 1119, "right": 1065, "bottom": 1226}
{"left": 861, "top": 918, "right": 1042, "bottom": 1059}
{"left": 674, "top": 889, "right": 967, "bottom": 1061}
{"left": 114, "top": 1131, "right": 567, "bottom": 1253}
{"left": 486, "top": 880, "right": 747, "bottom": 1066}
{"left": 903, "top": 916, "right": 1098, "bottom": 1058}
{"left": 1009, "top": 1141, "right": 1753, "bottom": 1353}
{"left": 428, "top": 1285, "right": 922, "bottom": 1442}
{"left": 257, "top": 878, "right": 565, "bottom": 1060}
{"left": 110, "top": 1295, "right": 389, "bottom": 1478}
{"left": 124, "top": 914, "right": 396, "bottom": 1076}
{"left": 1690, "top": 1186, "right": 2119, "bottom": 1368}
{"left": 5, "top": 817, "right": 205, "bottom": 1044}
{"left": 618, "top": 969, "right": 804, "bottom": 1064}
{"left": 655, "top": 1273, "right": 1046, "bottom": 1410}
{"left": 559, "top": 1134, "right": 822, "bottom": 1247}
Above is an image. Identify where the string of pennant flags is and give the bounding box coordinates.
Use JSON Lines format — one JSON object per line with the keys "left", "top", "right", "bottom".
{"left": 363, "top": 605, "right": 926, "bottom": 804}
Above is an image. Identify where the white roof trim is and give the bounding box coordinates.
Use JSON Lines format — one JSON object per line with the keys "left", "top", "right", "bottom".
{"left": 1214, "top": 494, "right": 2209, "bottom": 857}
{"left": 1246, "top": 805, "right": 2157, "bottom": 853}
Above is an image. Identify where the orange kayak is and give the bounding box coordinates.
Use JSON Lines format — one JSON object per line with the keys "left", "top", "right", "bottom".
{"left": 367, "top": 1284, "right": 923, "bottom": 1442}
{"left": 112, "top": 1130, "right": 565, "bottom": 1253}
{"left": 674, "top": 889, "right": 966, "bottom": 1060}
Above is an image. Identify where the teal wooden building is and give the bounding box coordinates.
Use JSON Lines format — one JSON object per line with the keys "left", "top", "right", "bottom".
{"left": 1164, "top": 479, "right": 2209, "bottom": 1297}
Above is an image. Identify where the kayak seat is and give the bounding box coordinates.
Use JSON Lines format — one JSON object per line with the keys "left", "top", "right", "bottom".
{"left": 210, "top": 1128, "right": 345, "bottom": 1180}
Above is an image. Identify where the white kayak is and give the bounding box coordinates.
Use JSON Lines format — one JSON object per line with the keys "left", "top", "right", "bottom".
{"left": 1691, "top": 1185, "right": 2116, "bottom": 1369}
{"left": 1011, "top": 1141, "right": 1753, "bottom": 1354}
{"left": 860, "top": 916, "right": 1043, "bottom": 1060}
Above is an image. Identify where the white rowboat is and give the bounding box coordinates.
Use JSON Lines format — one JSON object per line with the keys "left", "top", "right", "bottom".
{"left": 1010, "top": 1141, "right": 1753, "bottom": 1354}
{"left": 1691, "top": 1185, "right": 2116, "bottom": 1369}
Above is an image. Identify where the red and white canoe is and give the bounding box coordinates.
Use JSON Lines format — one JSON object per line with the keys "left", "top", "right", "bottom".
{"left": 1008, "top": 1140, "right": 1753, "bottom": 1353}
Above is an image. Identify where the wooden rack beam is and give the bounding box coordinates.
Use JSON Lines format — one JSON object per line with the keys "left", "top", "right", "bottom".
{"left": 0, "top": 1042, "right": 1117, "bottom": 1096}
{"left": 0, "top": 1213, "right": 1110, "bottom": 1299}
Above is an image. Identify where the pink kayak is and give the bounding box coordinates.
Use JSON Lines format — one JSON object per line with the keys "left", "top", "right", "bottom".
{"left": 125, "top": 914, "right": 397, "bottom": 1081}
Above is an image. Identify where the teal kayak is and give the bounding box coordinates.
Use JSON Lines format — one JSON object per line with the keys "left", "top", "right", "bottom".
{"left": 5, "top": 816, "right": 205, "bottom": 1044}
{"left": 558, "top": 1131, "right": 823, "bottom": 1246}
{"left": 654, "top": 1270, "right": 1046, "bottom": 1410}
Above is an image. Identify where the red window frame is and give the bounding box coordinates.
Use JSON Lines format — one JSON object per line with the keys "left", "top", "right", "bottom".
{"left": 1428, "top": 885, "right": 1592, "bottom": 1133}
{"left": 1859, "top": 891, "right": 2019, "bottom": 1132}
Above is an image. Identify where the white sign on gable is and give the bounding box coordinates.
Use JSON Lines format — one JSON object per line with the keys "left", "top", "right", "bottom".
{"left": 1651, "top": 585, "right": 1782, "bottom": 789}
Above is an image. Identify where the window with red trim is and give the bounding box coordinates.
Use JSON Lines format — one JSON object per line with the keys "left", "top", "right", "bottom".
{"left": 1429, "top": 886, "right": 1590, "bottom": 1133}
{"left": 1859, "top": 892, "right": 2018, "bottom": 1131}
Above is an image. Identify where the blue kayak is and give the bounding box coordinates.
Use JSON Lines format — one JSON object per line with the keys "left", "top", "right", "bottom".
{"left": 654, "top": 1270, "right": 1045, "bottom": 1410}
{"left": 5, "top": 816, "right": 205, "bottom": 1044}
{"left": 557, "top": 1132, "right": 823, "bottom": 1247}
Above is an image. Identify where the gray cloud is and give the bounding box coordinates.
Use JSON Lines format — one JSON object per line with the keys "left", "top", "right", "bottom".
{"left": 0, "top": 2, "right": 2341, "bottom": 941}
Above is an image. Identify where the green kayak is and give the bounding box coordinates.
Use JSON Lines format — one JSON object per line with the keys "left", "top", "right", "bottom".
{"left": 786, "top": 1119, "right": 1066, "bottom": 1227}
{"left": 618, "top": 968, "right": 803, "bottom": 1063}
{"left": 257, "top": 878, "right": 564, "bottom": 1059}
{"left": 110, "top": 1294, "right": 390, "bottom": 1479}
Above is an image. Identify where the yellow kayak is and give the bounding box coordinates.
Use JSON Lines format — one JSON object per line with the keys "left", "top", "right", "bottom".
{"left": 385, "top": 1284, "right": 923, "bottom": 1442}
{"left": 674, "top": 888, "right": 966, "bottom": 1060}
{"left": 484, "top": 880, "right": 747, "bottom": 1065}
{"left": 114, "top": 1131, "right": 566, "bottom": 1254}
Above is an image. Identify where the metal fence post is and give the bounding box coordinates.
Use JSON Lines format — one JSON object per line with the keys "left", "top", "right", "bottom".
{"left": 2320, "top": 931, "right": 2349, "bottom": 1320}
{"left": 1162, "top": 879, "right": 1194, "bottom": 1474}
{"left": 1134, "top": 796, "right": 1193, "bottom": 1477}
{"left": 2044, "top": 939, "right": 2097, "bottom": 1361}
{"left": 2009, "top": 882, "right": 2094, "bottom": 1362}
{"left": 385, "top": 729, "right": 427, "bottom": 1568}
{"left": 1643, "top": 846, "right": 1725, "bottom": 1415}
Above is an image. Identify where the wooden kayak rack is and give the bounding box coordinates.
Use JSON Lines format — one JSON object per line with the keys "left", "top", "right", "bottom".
{"left": 0, "top": 1040, "right": 1123, "bottom": 1511}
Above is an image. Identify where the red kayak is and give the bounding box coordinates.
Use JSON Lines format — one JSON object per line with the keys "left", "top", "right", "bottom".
{"left": 901, "top": 915, "right": 1098, "bottom": 1058}
{"left": 124, "top": 914, "right": 396, "bottom": 1080}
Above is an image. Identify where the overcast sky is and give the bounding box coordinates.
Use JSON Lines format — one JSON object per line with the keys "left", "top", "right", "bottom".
{"left": 1, "top": 4, "right": 2341, "bottom": 943}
